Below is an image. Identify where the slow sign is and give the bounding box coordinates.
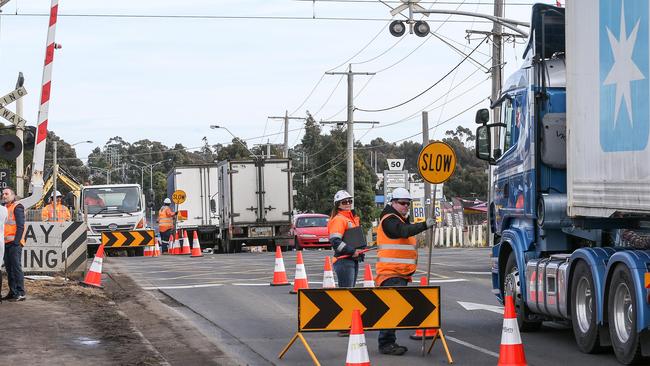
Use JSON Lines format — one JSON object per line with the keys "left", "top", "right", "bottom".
{"left": 172, "top": 189, "right": 186, "bottom": 204}
{"left": 418, "top": 141, "right": 456, "bottom": 184}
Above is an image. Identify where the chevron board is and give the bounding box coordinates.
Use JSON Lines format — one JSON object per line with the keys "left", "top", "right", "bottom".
{"left": 298, "top": 286, "right": 440, "bottom": 332}
{"left": 101, "top": 230, "right": 154, "bottom": 247}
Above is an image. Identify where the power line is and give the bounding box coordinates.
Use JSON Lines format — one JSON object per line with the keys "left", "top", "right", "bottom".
{"left": 297, "top": 0, "right": 534, "bottom": 5}
{"left": 355, "top": 36, "right": 486, "bottom": 112}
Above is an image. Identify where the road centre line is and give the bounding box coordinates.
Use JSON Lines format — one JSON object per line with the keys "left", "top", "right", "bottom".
{"left": 445, "top": 335, "right": 499, "bottom": 358}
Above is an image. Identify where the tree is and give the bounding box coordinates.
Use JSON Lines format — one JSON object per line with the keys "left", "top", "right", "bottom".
{"left": 441, "top": 126, "right": 487, "bottom": 200}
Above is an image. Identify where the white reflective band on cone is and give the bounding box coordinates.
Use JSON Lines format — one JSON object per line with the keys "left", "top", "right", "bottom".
{"left": 89, "top": 257, "right": 103, "bottom": 272}
{"left": 345, "top": 334, "right": 370, "bottom": 363}
{"left": 295, "top": 264, "right": 306, "bottom": 279}
{"left": 500, "top": 318, "right": 523, "bottom": 345}
{"left": 274, "top": 259, "right": 286, "bottom": 272}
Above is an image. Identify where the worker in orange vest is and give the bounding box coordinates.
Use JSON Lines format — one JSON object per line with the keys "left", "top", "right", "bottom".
{"left": 41, "top": 191, "right": 71, "bottom": 222}
{"left": 2, "top": 187, "right": 26, "bottom": 302}
{"left": 157, "top": 198, "right": 176, "bottom": 252}
{"left": 376, "top": 187, "right": 434, "bottom": 356}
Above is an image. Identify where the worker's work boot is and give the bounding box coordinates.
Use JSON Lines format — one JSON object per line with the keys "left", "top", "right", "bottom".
{"left": 379, "top": 343, "right": 408, "bottom": 356}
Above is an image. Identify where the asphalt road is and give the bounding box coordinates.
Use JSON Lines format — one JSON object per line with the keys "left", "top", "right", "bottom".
{"left": 109, "top": 248, "right": 622, "bottom": 366}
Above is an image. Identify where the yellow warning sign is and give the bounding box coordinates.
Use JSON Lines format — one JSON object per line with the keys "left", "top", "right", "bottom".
{"left": 418, "top": 141, "right": 456, "bottom": 184}
{"left": 172, "top": 190, "right": 186, "bottom": 204}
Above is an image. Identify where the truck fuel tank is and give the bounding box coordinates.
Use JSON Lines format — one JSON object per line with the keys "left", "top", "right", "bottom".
{"left": 526, "top": 254, "right": 571, "bottom": 319}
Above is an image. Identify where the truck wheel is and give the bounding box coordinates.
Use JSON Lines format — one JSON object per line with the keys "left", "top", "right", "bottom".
{"left": 294, "top": 237, "right": 302, "bottom": 251}
{"left": 504, "top": 252, "right": 542, "bottom": 332}
{"left": 571, "top": 260, "right": 602, "bottom": 353}
{"left": 608, "top": 265, "right": 645, "bottom": 364}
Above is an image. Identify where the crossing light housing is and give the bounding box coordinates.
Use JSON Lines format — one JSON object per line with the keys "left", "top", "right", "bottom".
{"left": 0, "top": 134, "right": 22, "bottom": 160}
{"left": 389, "top": 20, "right": 406, "bottom": 37}
{"left": 414, "top": 21, "right": 430, "bottom": 37}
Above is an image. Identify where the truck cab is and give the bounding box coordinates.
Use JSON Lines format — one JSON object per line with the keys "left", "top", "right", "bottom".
{"left": 81, "top": 184, "right": 147, "bottom": 254}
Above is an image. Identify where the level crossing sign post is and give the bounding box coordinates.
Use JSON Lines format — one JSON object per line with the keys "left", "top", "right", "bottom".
{"left": 171, "top": 189, "right": 186, "bottom": 230}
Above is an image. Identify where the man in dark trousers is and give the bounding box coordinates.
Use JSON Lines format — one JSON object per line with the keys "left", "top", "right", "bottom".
{"left": 375, "top": 187, "right": 435, "bottom": 355}
{"left": 2, "top": 187, "right": 26, "bottom": 302}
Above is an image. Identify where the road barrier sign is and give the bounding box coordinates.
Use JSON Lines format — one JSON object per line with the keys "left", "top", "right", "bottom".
{"left": 101, "top": 229, "right": 155, "bottom": 248}
{"left": 22, "top": 221, "right": 87, "bottom": 274}
{"left": 299, "top": 287, "right": 440, "bottom": 332}
{"left": 418, "top": 141, "right": 456, "bottom": 184}
{"left": 172, "top": 189, "right": 186, "bottom": 204}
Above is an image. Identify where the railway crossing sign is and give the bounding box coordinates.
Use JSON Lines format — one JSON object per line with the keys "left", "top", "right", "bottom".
{"left": 418, "top": 141, "right": 456, "bottom": 184}
{"left": 0, "top": 86, "right": 28, "bottom": 125}
{"left": 172, "top": 189, "right": 186, "bottom": 204}
{"left": 101, "top": 229, "right": 155, "bottom": 248}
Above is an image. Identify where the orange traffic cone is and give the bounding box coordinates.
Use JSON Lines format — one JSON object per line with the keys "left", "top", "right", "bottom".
{"left": 143, "top": 244, "right": 152, "bottom": 257}
{"left": 164, "top": 234, "right": 173, "bottom": 254}
{"left": 322, "top": 256, "right": 336, "bottom": 288}
{"left": 345, "top": 309, "right": 371, "bottom": 366}
{"left": 82, "top": 244, "right": 105, "bottom": 288}
{"left": 290, "top": 251, "right": 309, "bottom": 294}
{"left": 363, "top": 263, "right": 375, "bottom": 288}
{"left": 153, "top": 238, "right": 161, "bottom": 257}
{"left": 180, "top": 230, "right": 191, "bottom": 255}
{"left": 172, "top": 231, "right": 181, "bottom": 255}
{"left": 497, "top": 295, "right": 527, "bottom": 366}
{"left": 190, "top": 231, "right": 203, "bottom": 257}
{"left": 410, "top": 276, "right": 437, "bottom": 339}
{"left": 270, "top": 246, "right": 290, "bottom": 286}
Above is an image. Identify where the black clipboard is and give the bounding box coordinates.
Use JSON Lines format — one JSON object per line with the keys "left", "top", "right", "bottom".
{"left": 342, "top": 226, "right": 368, "bottom": 249}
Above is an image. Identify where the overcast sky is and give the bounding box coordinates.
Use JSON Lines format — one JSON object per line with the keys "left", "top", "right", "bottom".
{"left": 0, "top": 0, "right": 544, "bottom": 162}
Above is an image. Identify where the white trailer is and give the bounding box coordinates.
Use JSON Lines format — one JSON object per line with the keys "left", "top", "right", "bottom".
{"left": 217, "top": 159, "right": 293, "bottom": 253}
{"left": 166, "top": 164, "right": 219, "bottom": 250}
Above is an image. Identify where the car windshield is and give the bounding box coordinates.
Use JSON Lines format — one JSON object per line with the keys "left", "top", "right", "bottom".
{"left": 83, "top": 187, "right": 141, "bottom": 214}
{"left": 296, "top": 217, "right": 328, "bottom": 228}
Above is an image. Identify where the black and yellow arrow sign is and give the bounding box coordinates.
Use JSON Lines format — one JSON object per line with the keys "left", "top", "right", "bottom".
{"left": 298, "top": 287, "right": 440, "bottom": 332}
{"left": 101, "top": 230, "right": 154, "bottom": 247}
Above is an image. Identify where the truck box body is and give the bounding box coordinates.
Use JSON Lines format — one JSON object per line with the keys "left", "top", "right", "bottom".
{"left": 217, "top": 159, "right": 293, "bottom": 252}
{"left": 166, "top": 165, "right": 219, "bottom": 228}
{"left": 567, "top": 0, "right": 650, "bottom": 218}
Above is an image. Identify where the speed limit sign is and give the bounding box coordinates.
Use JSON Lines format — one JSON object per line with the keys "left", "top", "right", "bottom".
{"left": 172, "top": 190, "right": 186, "bottom": 204}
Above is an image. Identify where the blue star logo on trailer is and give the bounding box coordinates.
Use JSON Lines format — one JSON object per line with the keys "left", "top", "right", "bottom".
{"left": 600, "top": 0, "right": 649, "bottom": 152}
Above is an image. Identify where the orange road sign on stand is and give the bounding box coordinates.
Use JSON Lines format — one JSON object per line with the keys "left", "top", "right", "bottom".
{"left": 101, "top": 229, "right": 155, "bottom": 248}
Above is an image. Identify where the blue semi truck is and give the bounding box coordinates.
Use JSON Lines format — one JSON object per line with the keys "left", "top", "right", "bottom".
{"left": 475, "top": 2, "right": 650, "bottom": 364}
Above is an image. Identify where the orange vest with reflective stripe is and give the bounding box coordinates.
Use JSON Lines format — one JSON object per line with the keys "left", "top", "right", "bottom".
{"left": 158, "top": 206, "right": 174, "bottom": 232}
{"left": 41, "top": 202, "right": 71, "bottom": 222}
{"left": 5, "top": 202, "right": 25, "bottom": 245}
{"left": 375, "top": 213, "right": 417, "bottom": 286}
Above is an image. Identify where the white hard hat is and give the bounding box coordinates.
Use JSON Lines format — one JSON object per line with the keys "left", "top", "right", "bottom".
{"left": 391, "top": 187, "right": 412, "bottom": 201}
{"left": 54, "top": 190, "right": 62, "bottom": 197}
{"left": 163, "top": 198, "right": 171, "bottom": 204}
{"left": 333, "top": 190, "right": 353, "bottom": 203}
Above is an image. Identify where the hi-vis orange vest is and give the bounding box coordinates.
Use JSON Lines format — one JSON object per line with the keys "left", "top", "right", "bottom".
{"left": 5, "top": 202, "right": 25, "bottom": 245}
{"left": 41, "top": 202, "right": 71, "bottom": 222}
{"left": 375, "top": 213, "right": 417, "bottom": 286}
{"left": 158, "top": 206, "right": 174, "bottom": 232}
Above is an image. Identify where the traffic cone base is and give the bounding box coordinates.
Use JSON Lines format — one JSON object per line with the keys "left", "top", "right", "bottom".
{"left": 363, "top": 263, "right": 375, "bottom": 288}
{"left": 497, "top": 296, "right": 527, "bottom": 366}
{"left": 190, "top": 231, "right": 203, "bottom": 257}
{"left": 345, "top": 309, "right": 371, "bottom": 366}
{"left": 153, "top": 240, "right": 161, "bottom": 257}
{"left": 82, "top": 245, "right": 105, "bottom": 288}
{"left": 411, "top": 277, "right": 435, "bottom": 339}
{"left": 290, "top": 251, "right": 309, "bottom": 294}
{"left": 322, "top": 256, "right": 336, "bottom": 288}
{"left": 271, "top": 246, "right": 290, "bottom": 286}
{"left": 143, "top": 245, "right": 152, "bottom": 257}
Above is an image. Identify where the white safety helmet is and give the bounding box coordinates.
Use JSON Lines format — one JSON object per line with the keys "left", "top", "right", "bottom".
{"left": 163, "top": 198, "right": 172, "bottom": 204}
{"left": 390, "top": 187, "right": 412, "bottom": 201}
{"left": 53, "top": 190, "right": 62, "bottom": 198}
{"left": 333, "top": 190, "right": 353, "bottom": 203}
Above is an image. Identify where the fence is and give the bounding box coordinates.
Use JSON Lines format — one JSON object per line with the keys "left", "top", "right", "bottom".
{"left": 416, "top": 224, "right": 488, "bottom": 248}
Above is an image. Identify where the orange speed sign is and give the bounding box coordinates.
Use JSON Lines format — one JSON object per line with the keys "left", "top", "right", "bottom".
{"left": 418, "top": 141, "right": 456, "bottom": 184}
{"left": 172, "top": 190, "right": 186, "bottom": 204}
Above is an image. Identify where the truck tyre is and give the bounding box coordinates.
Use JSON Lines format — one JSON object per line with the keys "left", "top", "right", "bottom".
{"left": 608, "top": 264, "right": 645, "bottom": 364}
{"left": 571, "top": 260, "right": 603, "bottom": 354}
{"left": 504, "top": 252, "right": 542, "bottom": 332}
{"left": 294, "top": 237, "right": 302, "bottom": 251}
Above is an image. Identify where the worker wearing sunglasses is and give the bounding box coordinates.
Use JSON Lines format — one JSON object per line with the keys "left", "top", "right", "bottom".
{"left": 375, "top": 187, "right": 435, "bottom": 356}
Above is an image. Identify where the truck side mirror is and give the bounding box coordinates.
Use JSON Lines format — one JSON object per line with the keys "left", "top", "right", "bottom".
{"left": 475, "top": 108, "right": 490, "bottom": 124}
{"left": 210, "top": 199, "right": 216, "bottom": 213}
{"left": 476, "top": 125, "right": 493, "bottom": 162}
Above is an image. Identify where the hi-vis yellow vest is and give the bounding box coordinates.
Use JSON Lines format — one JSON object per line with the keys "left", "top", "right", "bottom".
{"left": 375, "top": 213, "right": 417, "bottom": 285}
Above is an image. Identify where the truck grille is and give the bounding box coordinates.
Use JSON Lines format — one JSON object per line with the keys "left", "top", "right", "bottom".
{"left": 90, "top": 224, "right": 134, "bottom": 233}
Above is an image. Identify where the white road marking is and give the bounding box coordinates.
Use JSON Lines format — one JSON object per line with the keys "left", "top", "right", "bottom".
{"left": 457, "top": 301, "right": 504, "bottom": 314}
{"left": 456, "top": 271, "right": 492, "bottom": 275}
{"left": 427, "top": 279, "right": 467, "bottom": 283}
{"left": 231, "top": 283, "right": 270, "bottom": 286}
{"left": 445, "top": 335, "right": 499, "bottom": 358}
{"left": 143, "top": 283, "right": 224, "bottom": 290}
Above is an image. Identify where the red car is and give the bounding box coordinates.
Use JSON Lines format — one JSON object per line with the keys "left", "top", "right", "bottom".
{"left": 292, "top": 213, "right": 330, "bottom": 250}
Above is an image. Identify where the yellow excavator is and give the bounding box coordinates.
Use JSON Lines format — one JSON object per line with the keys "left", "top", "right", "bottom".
{"left": 35, "top": 167, "right": 82, "bottom": 214}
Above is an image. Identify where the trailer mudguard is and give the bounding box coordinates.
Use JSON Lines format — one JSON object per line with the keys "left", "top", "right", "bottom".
{"left": 605, "top": 250, "right": 650, "bottom": 333}
{"left": 569, "top": 247, "right": 617, "bottom": 324}
{"left": 493, "top": 219, "right": 535, "bottom": 303}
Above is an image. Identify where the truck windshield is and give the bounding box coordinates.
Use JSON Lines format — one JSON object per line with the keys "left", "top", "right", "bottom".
{"left": 296, "top": 217, "right": 328, "bottom": 228}
{"left": 83, "top": 187, "right": 141, "bottom": 214}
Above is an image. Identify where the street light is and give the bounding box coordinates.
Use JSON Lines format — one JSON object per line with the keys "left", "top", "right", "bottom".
{"left": 209, "top": 125, "right": 259, "bottom": 159}
{"left": 130, "top": 158, "right": 171, "bottom": 225}
{"left": 70, "top": 140, "right": 93, "bottom": 147}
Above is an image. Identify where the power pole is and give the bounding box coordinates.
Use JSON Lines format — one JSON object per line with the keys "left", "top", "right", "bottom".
{"left": 53, "top": 140, "right": 58, "bottom": 222}
{"left": 323, "top": 65, "right": 377, "bottom": 199}
{"left": 15, "top": 72, "right": 25, "bottom": 197}
{"left": 268, "top": 111, "right": 306, "bottom": 158}
{"left": 488, "top": 0, "right": 503, "bottom": 247}
{"left": 422, "top": 111, "right": 431, "bottom": 250}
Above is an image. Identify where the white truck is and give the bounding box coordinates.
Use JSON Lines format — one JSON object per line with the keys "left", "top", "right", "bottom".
{"left": 166, "top": 164, "right": 220, "bottom": 250}
{"left": 217, "top": 158, "right": 293, "bottom": 253}
{"left": 81, "top": 184, "right": 147, "bottom": 256}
